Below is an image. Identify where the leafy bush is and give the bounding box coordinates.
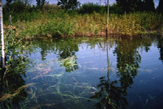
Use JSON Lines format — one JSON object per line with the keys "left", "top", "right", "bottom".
{"left": 77, "top": 3, "right": 103, "bottom": 14}
{"left": 77, "top": 3, "right": 123, "bottom": 15}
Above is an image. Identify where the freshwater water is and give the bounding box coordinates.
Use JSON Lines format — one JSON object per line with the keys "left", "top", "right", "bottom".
{"left": 0, "top": 36, "right": 163, "bottom": 109}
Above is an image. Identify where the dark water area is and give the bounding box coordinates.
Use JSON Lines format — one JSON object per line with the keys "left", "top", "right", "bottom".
{"left": 0, "top": 36, "right": 163, "bottom": 109}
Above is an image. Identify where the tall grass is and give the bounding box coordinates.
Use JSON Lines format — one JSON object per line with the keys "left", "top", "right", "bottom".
{"left": 14, "top": 15, "right": 75, "bottom": 38}
{"left": 3, "top": 2, "right": 163, "bottom": 38}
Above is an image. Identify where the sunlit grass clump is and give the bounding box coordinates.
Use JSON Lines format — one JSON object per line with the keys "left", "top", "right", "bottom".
{"left": 3, "top": 3, "right": 163, "bottom": 38}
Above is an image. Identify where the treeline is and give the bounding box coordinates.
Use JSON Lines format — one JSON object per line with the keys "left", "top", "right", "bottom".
{"left": 116, "top": 0, "right": 163, "bottom": 13}
{"left": 3, "top": 0, "right": 163, "bottom": 23}
{"left": 3, "top": 0, "right": 163, "bottom": 17}
{"left": 56, "top": 0, "right": 163, "bottom": 14}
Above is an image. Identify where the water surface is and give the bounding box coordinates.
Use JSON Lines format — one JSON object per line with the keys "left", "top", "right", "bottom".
{"left": 0, "top": 36, "right": 163, "bottom": 109}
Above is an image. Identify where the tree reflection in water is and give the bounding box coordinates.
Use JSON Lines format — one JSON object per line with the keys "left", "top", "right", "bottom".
{"left": 157, "top": 36, "right": 163, "bottom": 62}
{"left": 26, "top": 38, "right": 80, "bottom": 72}
{"left": 89, "top": 38, "right": 143, "bottom": 109}
{"left": 89, "top": 77, "right": 128, "bottom": 109}
{"left": 114, "top": 39, "right": 141, "bottom": 95}
{"left": 56, "top": 39, "right": 79, "bottom": 72}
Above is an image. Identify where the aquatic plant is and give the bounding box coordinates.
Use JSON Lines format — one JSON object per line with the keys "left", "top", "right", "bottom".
{"left": 59, "top": 55, "right": 78, "bottom": 72}
{"left": 0, "top": 58, "right": 98, "bottom": 108}
{"left": 0, "top": 23, "right": 33, "bottom": 108}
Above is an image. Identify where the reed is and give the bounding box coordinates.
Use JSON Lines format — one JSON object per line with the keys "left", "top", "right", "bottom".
{"left": 3, "top": 3, "right": 163, "bottom": 38}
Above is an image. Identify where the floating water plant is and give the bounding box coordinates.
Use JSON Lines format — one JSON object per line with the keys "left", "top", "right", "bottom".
{"left": 59, "top": 55, "right": 78, "bottom": 72}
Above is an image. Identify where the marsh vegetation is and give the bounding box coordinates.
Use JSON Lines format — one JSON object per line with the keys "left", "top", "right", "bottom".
{"left": 2, "top": 0, "right": 163, "bottom": 38}
{"left": 1, "top": 0, "right": 163, "bottom": 109}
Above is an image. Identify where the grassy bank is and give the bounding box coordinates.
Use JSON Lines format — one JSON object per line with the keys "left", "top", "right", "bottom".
{"left": 3, "top": 3, "right": 163, "bottom": 38}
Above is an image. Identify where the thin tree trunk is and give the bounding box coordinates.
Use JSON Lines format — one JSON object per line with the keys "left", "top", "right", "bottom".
{"left": 10, "top": 15, "right": 12, "bottom": 29}
{"left": 0, "top": 1, "right": 5, "bottom": 68}
{"left": 106, "top": 0, "right": 109, "bottom": 37}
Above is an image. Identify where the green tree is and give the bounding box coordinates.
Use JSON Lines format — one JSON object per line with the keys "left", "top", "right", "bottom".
{"left": 36, "top": 0, "right": 45, "bottom": 9}
{"left": 6, "top": 0, "right": 12, "bottom": 5}
{"left": 133, "top": 0, "right": 145, "bottom": 11}
{"left": 129, "top": 0, "right": 142, "bottom": 12}
{"left": 143, "top": 0, "right": 155, "bottom": 11}
{"left": 116, "top": 0, "right": 142, "bottom": 13}
{"left": 57, "top": 0, "right": 80, "bottom": 10}
{"left": 115, "top": 0, "right": 156, "bottom": 13}
{"left": 157, "top": 0, "right": 163, "bottom": 13}
{"left": 116, "top": 0, "right": 128, "bottom": 13}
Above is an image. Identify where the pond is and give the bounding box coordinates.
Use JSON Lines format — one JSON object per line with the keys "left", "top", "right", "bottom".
{"left": 0, "top": 36, "right": 163, "bottom": 109}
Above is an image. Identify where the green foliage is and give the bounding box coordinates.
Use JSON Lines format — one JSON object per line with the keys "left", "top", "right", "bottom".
{"left": 2, "top": 3, "right": 163, "bottom": 38}
{"left": 3, "top": 1, "right": 38, "bottom": 23}
{"left": 77, "top": 3, "right": 122, "bottom": 15}
{"left": 116, "top": 0, "right": 155, "bottom": 13}
{"left": 0, "top": 26, "right": 32, "bottom": 91}
{"left": 17, "top": 16, "right": 75, "bottom": 38}
{"left": 42, "top": 4, "right": 61, "bottom": 13}
{"left": 36, "top": 0, "right": 45, "bottom": 9}
{"left": 130, "top": 12, "right": 163, "bottom": 30}
{"left": 116, "top": 0, "right": 136, "bottom": 13}
{"left": 143, "top": 0, "right": 155, "bottom": 12}
{"left": 6, "top": 11, "right": 163, "bottom": 38}
{"left": 109, "top": 3, "right": 123, "bottom": 14}
{"left": 77, "top": 3, "right": 104, "bottom": 14}
{"left": 157, "top": 0, "right": 163, "bottom": 13}
{"left": 57, "top": 0, "right": 80, "bottom": 10}
{"left": 59, "top": 55, "right": 78, "bottom": 72}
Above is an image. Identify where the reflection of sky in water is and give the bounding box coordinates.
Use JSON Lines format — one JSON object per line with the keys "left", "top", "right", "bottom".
{"left": 139, "top": 43, "right": 162, "bottom": 69}
{"left": 127, "top": 43, "right": 163, "bottom": 109}
{"left": 23, "top": 38, "right": 163, "bottom": 109}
